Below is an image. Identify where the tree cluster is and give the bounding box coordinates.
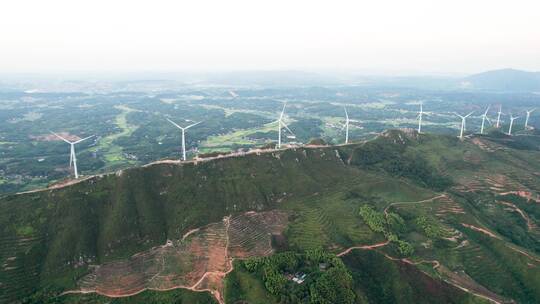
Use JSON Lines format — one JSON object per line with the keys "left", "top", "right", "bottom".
{"left": 243, "top": 250, "right": 355, "bottom": 304}
{"left": 358, "top": 205, "right": 414, "bottom": 257}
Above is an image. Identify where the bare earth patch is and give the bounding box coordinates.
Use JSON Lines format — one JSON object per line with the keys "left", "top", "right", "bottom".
{"left": 69, "top": 210, "right": 288, "bottom": 304}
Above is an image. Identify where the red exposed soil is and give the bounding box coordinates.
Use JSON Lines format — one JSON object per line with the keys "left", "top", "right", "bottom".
{"left": 66, "top": 210, "right": 288, "bottom": 304}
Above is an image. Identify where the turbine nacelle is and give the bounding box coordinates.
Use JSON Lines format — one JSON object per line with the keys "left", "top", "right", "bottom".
{"left": 167, "top": 118, "right": 202, "bottom": 161}
{"left": 496, "top": 105, "right": 503, "bottom": 128}
{"left": 455, "top": 111, "right": 474, "bottom": 139}
{"left": 480, "top": 105, "right": 491, "bottom": 134}
{"left": 272, "top": 103, "right": 295, "bottom": 149}
{"left": 417, "top": 103, "right": 426, "bottom": 133}
{"left": 167, "top": 118, "right": 201, "bottom": 131}
{"left": 342, "top": 107, "right": 350, "bottom": 143}
{"left": 50, "top": 131, "right": 94, "bottom": 179}
{"left": 508, "top": 115, "right": 519, "bottom": 135}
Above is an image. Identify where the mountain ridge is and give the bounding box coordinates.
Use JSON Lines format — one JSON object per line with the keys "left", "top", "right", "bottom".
{"left": 1, "top": 130, "right": 539, "bottom": 303}
{"left": 463, "top": 68, "right": 540, "bottom": 91}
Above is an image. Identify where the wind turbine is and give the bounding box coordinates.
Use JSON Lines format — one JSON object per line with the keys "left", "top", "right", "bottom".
{"left": 167, "top": 119, "right": 202, "bottom": 161}
{"left": 508, "top": 115, "right": 519, "bottom": 135}
{"left": 272, "top": 103, "right": 294, "bottom": 149}
{"left": 525, "top": 108, "right": 536, "bottom": 129}
{"left": 480, "top": 105, "right": 491, "bottom": 134}
{"left": 456, "top": 112, "right": 474, "bottom": 140}
{"left": 51, "top": 132, "right": 94, "bottom": 179}
{"left": 343, "top": 107, "right": 350, "bottom": 144}
{"left": 496, "top": 105, "right": 503, "bottom": 128}
{"left": 417, "top": 103, "right": 424, "bottom": 133}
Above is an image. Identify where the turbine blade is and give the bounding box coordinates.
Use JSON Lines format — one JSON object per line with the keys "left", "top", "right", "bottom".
{"left": 344, "top": 107, "right": 348, "bottom": 120}
{"left": 73, "top": 135, "right": 95, "bottom": 144}
{"left": 185, "top": 121, "right": 202, "bottom": 129}
{"left": 465, "top": 111, "right": 474, "bottom": 118}
{"left": 484, "top": 105, "right": 490, "bottom": 115}
{"left": 279, "top": 103, "right": 286, "bottom": 120}
{"left": 50, "top": 131, "right": 72, "bottom": 144}
{"left": 281, "top": 121, "right": 294, "bottom": 135}
{"left": 167, "top": 118, "right": 183, "bottom": 130}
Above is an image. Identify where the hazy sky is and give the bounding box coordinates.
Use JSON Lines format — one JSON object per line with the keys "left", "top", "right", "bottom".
{"left": 1, "top": 0, "right": 539, "bottom": 75}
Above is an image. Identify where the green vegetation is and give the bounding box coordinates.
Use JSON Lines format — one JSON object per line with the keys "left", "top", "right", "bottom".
{"left": 358, "top": 205, "right": 414, "bottom": 256}
{"left": 0, "top": 146, "right": 354, "bottom": 302}
{"left": 237, "top": 250, "right": 355, "bottom": 304}
{"left": 92, "top": 105, "right": 140, "bottom": 166}
{"left": 1, "top": 129, "right": 540, "bottom": 303}
{"left": 358, "top": 205, "right": 386, "bottom": 233}
{"left": 350, "top": 130, "right": 453, "bottom": 190}
{"left": 225, "top": 261, "right": 278, "bottom": 304}
{"left": 415, "top": 216, "right": 443, "bottom": 239}
{"left": 342, "top": 250, "right": 488, "bottom": 304}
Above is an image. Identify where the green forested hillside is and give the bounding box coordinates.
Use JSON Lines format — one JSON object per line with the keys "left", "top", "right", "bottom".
{"left": 1, "top": 130, "right": 539, "bottom": 304}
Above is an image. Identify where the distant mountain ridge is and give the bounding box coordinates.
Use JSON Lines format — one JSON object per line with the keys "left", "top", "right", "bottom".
{"left": 463, "top": 68, "right": 540, "bottom": 91}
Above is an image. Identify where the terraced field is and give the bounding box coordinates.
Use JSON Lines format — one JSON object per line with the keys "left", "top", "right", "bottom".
{"left": 283, "top": 188, "right": 385, "bottom": 252}
{"left": 0, "top": 234, "right": 45, "bottom": 302}
{"left": 71, "top": 210, "right": 288, "bottom": 303}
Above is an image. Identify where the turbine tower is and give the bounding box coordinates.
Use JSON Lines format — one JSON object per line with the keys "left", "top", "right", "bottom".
{"left": 417, "top": 103, "right": 424, "bottom": 133}
{"left": 51, "top": 132, "right": 94, "bottom": 179}
{"left": 456, "top": 112, "right": 474, "bottom": 140}
{"left": 508, "top": 115, "right": 519, "bottom": 136}
{"left": 273, "top": 103, "right": 294, "bottom": 149}
{"left": 343, "top": 107, "right": 350, "bottom": 144}
{"left": 167, "top": 119, "right": 202, "bottom": 161}
{"left": 480, "top": 105, "right": 491, "bottom": 134}
{"left": 496, "top": 105, "right": 503, "bottom": 128}
{"left": 525, "top": 108, "right": 536, "bottom": 129}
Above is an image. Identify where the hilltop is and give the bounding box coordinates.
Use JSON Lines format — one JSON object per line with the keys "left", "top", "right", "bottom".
{"left": 463, "top": 68, "right": 540, "bottom": 91}
{"left": 1, "top": 130, "right": 539, "bottom": 303}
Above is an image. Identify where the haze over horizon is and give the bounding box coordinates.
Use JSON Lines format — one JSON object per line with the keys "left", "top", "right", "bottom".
{"left": 1, "top": 0, "right": 540, "bottom": 76}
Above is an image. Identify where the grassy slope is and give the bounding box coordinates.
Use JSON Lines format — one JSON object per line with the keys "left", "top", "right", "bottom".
{"left": 224, "top": 261, "right": 278, "bottom": 304}
{"left": 342, "top": 250, "right": 487, "bottom": 304}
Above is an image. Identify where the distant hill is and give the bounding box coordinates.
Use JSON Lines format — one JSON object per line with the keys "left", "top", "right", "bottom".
{"left": 462, "top": 68, "right": 540, "bottom": 91}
